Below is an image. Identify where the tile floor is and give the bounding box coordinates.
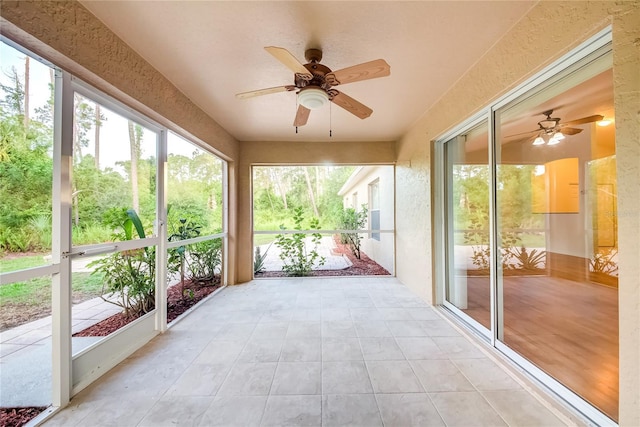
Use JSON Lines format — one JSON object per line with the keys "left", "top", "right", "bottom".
{"left": 43, "top": 277, "right": 569, "bottom": 426}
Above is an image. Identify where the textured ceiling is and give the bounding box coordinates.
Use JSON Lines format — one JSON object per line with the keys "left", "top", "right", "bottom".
{"left": 80, "top": 1, "right": 535, "bottom": 142}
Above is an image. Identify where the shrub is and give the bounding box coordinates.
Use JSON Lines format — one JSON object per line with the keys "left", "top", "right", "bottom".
{"left": 88, "top": 209, "right": 155, "bottom": 318}
{"left": 275, "top": 207, "right": 325, "bottom": 276}
{"left": 187, "top": 238, "right": 222, "bottom": 283}
{"left": 339, "top": 206, "right": 367, "bottom": 259}
{"left": 254, "top": 244, "right": 271, "bottom": 274}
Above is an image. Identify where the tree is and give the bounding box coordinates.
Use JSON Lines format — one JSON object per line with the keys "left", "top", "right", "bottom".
{"left": 303, "top": 166, "right": 319, "bottom": 217}
{"left": 23, "top": 56, "right": 29, "bottom": 129}
{"left": 128, "top": 120, "right": 142, "bottom": 212}
{"left": 94, "top": 104, "right": 103, "bottom": 168}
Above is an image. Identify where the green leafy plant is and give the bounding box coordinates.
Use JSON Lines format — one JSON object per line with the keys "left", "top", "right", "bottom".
{"left": 188, "top": 238, "right": 222, "bottom": 283}
{"left": 506, "top": 246, "right": 546, "bottom": 271}
{"left": 463, "top": 216, "right": 491, "bottom": 270}
{"left": 339, "top": 205, "right": 368, "bottom": 259}
{"left": 88, "top": 209, "right": 155, "bottom": 318}
{"left": 168, "top": 217, "right": 202, "bottom": 297}
{"left": 275, "top": 207, "right": 326, "bottom": 276}
{"left": 254, "top": 243, "right": 272, "bottom": 274}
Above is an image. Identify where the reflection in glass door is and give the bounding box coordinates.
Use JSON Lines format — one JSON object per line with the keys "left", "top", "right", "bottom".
{"left": 444, "top": 123, "right": 491, "bottom": 330}
{"left": 496, "top": 66, "right": 618, "bottom": 421}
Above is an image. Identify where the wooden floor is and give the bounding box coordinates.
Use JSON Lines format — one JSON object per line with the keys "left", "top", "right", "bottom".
{"left": 459, "top": 275, "right": 619, "bottom": 421}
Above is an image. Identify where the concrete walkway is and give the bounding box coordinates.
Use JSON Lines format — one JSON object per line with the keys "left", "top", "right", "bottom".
{"left": 0, "top": 297, "right": 120, "bottom": 407}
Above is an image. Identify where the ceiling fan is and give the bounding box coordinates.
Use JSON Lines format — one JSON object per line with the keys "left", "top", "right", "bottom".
{"left": 508, "top": 109, "right": 604, "bottom": 146}
{"left": 236, "top": 46, "right": 391, "bottom": 127}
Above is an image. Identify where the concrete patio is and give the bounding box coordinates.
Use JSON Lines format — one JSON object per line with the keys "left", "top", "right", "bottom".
{"left": 42, "top": 277, "right": 574, "bottom": 426}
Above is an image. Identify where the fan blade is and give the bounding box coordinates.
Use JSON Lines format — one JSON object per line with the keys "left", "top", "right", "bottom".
{"left": 561, "top": 127, "right": 582, "bottom": 135}
{"left": 325, "top": 59, "right": 390, "bottom": 86}
{"left": 264, "top": 46, "right": 312, "bottom": 79}
{"left": 504, "top": 128, "right": 540, "bottom": 139}
{"left": 562, "top": 114, "right": 604, "bottom": 126}
{"left": 236, "top": 85, "right": 296, "bottom": 99}
{"left": 293, "top": 105, "right": 311, "bottom": 127}
{"left": 331, "top": 91, "right": 373, "bottom": 119}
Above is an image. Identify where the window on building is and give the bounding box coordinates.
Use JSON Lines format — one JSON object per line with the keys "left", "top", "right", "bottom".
{"left": 369, "top": 180, "right": 380, "bottom": 241}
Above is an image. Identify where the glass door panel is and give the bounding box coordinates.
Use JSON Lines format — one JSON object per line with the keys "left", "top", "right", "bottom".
{"left": 496, "top": 68, "right": 618, "bottom": 420}
{"left": 444, "top": 123, "right": 491, "bottom": 330}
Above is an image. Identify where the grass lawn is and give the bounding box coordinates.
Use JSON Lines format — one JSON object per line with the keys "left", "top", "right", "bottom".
{"left": 1, "top": 253, "right": 106, "bottom": 330}
{"left": 0, "top": 253, "right": 50, "bottom": 272}
{"left": 253, "top": 234, "right": 277, "bottom": 246}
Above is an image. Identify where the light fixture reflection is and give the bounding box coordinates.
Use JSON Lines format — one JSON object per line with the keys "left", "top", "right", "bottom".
{"left": 547, "top": 134, "right": 561, "bottom": 145}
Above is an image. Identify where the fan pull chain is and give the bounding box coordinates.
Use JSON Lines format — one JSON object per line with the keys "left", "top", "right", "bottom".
{"left": 329, "top": 101, "right": 332, "bottom": 138}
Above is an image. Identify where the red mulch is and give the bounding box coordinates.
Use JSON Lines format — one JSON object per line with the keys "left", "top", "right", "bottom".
{"left": 72, "top": 277, "right": 221, "bottom": 337}
{"left": 256, "top": 236, "right": 390, "bottom": 278}
{"left": 0, "top": 407, "right": 46, "bottom": 427}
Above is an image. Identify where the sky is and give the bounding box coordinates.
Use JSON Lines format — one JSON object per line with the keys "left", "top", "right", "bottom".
{"left": 0, "top": 41, "right": 203, "bottom": 173}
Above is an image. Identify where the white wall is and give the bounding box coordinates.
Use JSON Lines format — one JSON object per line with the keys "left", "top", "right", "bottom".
{"left": 341, "top": 166, "right": 395, "bottom": 274}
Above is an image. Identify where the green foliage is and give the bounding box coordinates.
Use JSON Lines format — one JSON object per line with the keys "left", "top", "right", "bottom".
{"left": 71, "top": 223, "right": 113, "bottom": 246}
{"left": 462, "top": 214, "right": 491, "bottom": 270}
{"left": 275, "top": 207, "right": 325, "bottom": 276}
{"left": 88, "top": 209, "right": 155, "bottom": 318}
{"left": 187, "top": 238, "right": 222, "bottom": 283}
{"left": 339, "top": 205, "right": 368, "bottom": 259}
{"left": 254, "top": 244, "right": 271, "bottom": 274}
{"left": 506, "top": 246, "right": 547, "bottom": 271}
{"left": 0, "top": 108, "right": 53, "bottom": 251}
{"left": 168, "top": 216, "right": 201, "bottom": 295}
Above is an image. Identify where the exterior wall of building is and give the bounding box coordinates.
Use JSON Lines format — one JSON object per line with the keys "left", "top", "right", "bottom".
{"left": 394, "top": 2, "right": 639, "bottom": 423}
{"left": 339, "top": 166, "right": 395, "bottom": 274}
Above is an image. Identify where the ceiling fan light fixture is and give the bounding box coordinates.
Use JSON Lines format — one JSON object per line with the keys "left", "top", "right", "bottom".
{"left": 533, "top": 136, "right": 545, "bottom": 146}
{"left": 554, "top": 131, "right": 565, "bottom": 140}
{"left": 547, "top": 134, "right": 561, "bottom": 145}
{"left": 298, "top": 87, "right": 329, "bottom": 110}
{"left": 597, "top": 118, "right": 613, "bottom": 126}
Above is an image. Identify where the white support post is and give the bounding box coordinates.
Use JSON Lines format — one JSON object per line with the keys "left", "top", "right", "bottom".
{"left": 222, "top": 160, "right": 229, "bottom": 286}
{"left": 51, "top": 69, "right": 73, "bottom": 407}
{"left": 155, "top": 130, "right": 168, "bottom": 332}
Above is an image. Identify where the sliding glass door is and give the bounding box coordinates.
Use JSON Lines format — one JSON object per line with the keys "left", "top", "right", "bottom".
{"left": 443, "top": 123, "right": 491, "bottom": 331}
{"left": 439, "top": 35, "right": 618, "bottom": 423}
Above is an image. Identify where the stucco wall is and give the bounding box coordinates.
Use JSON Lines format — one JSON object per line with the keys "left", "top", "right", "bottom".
{"left": 394, "top": 1, "right": 639, "bottom": 423}
{"left": 237, "top": 140, "right": 396, "bottom": 283}
{"left": 395, "top": 144, "right": 432, "bottom": 302}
